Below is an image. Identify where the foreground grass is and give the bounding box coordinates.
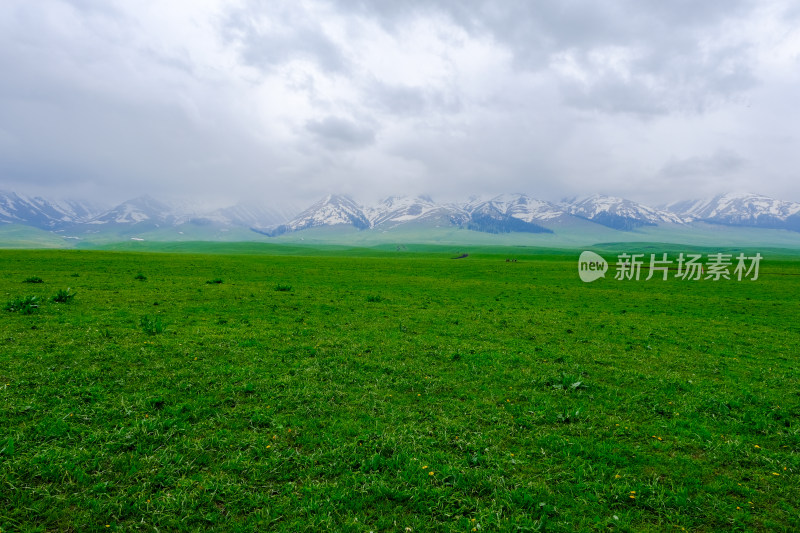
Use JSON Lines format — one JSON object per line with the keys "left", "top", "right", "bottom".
{"left": 1, "top": 248, "right": 798, "bottom": 531}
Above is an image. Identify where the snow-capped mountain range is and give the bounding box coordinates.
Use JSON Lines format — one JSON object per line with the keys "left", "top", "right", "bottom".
{"left": 665, "top": 194, "right": 800, "bottom": 230}
{"left": 0, "top": 191, "right": 103, "bottom": 228}
{"left": 1, "top": 190, "right": 799, "bottom": 241}
{"left": 366, "top": 195, "right": 453, "bottom": 227}
{"left": 0, "top": 192, "right": 292, "bottom": 231}
{"left": 567, "top": 195, "right": 684, "bottom": 229}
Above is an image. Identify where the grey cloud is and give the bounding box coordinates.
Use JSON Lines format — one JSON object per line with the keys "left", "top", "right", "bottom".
{"left": 0, "top": 6, "right": 289, "bottom": 203}
{"left": 330, "top": 0, "right": 760, "bottom": 116}
{"left": 306, "top": 116, "right": 376, "bottom": 150}
{"left": 785, "top": 2, "right": 800, "bottom": 20}
{"left": 558, "top": 44, "right": 758, "bottom": 116}
{"left": 328, "top": 0, "right": 439, "bottom": 32}
{"left": 224, "top": 3, "right": 347, "bottom": 74}
{"left": 330, "top": 0, "right": 750, "bottom": 55}
{"left": 364, "top": 81, "right": 462, "bottom": 117}
{"left": 59, "top": 0, "right": 123, "bottom": 17}
{"left": 559, "top": 75, "right": 672, "bottom": 117}
{"left": 659, "top": 150, "right": 748, "bottom": 179}
{"left": 0, "top": 84, "right": 267, "bottom": 202}
{"left": 367, "top": 82, "right": 428, "bottom": 116}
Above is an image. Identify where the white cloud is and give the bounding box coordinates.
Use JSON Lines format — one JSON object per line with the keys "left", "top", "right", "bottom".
{"left": 0, "top": 0, "right": 798, "bottom": 207}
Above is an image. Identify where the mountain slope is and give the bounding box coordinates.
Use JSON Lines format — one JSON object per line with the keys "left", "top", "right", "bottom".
{"left": 88, "top": 195, "right": 175, "bottom": 226}
{"left": 666, "top": 193, "right": 800, "bottom": 231}
{"left": 368, "top": 195, "right": 468, "bottom": 229}
{"left": 262, "top": 195, "right": 370, "bottom": 236}
{"left": 469, "top": 194, "right": 565, "bottom": 222}
{"left": 194, "top": 203, "right": 296, "bottom": 229}
{"left": 0, "top": 191, "right": 104, "bottom": 229}
{"left": 565, "top": 194, "right": 683, "bottom": 231}
{"left": 463, "top": 194, "right": 556, "bottom": 233}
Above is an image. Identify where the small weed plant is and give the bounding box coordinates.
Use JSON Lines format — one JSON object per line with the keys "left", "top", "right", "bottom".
{"left": 139, "top": 315, "right": 165, "bottom": 335}
{"left": 206, "top": 278, "right": 224, "bottom": 284}
{"left": 23, "top": 276, "right": 44, "bottom": 283}
{"left": 4, "top": 295, "right": 39, "bottom": 314}
{"left": 51, "top": 288, "right": 76, "bottom": 303}
{"left": 274, "top": 284, "right": 292, "bottom": 292}
{"left": 134, "top": 273, "right": 147, "bottom": 281}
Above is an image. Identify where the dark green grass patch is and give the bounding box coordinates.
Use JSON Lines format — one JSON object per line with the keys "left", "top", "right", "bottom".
{"left": 51, "top": 288, "right": 77, "bottom": 303}
{"left": 1, "top": 248, "right": 798, "bottom": 531}
{"left": 4, "top": 294, "right": 40, "bottom": 314}
{"left": 139, "top": 314, "right": 165, "bottom": 335}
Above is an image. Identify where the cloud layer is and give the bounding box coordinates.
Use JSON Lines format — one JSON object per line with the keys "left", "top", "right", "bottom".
{"left": 1, "top": 0, "right": 798, "bottom": 206}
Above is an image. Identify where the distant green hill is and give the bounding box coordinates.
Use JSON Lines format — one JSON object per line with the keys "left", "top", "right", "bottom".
{"left": 0, "top": 225, "right": 71, "bottom": 248}
{"left": 2, "top": 217, "right": 799, "bottom": 251}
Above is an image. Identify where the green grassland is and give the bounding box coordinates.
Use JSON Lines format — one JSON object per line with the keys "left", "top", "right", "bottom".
{"left": 1, "top": 246, "right": 798, "bottom": 531}
{"left": 0, "top": 226, "right": 73, "bottom": 249}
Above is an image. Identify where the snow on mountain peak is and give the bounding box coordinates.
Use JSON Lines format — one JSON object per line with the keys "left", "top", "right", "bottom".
{"left": 565, "top": 194, "right": 683, "bottom": 225}
{"left": 286, "top": 194, "right": 370, "bottom": 231}
{"left": 0, "top": 191, "right": 104, "bottom": 227}
{"left": 367, "top": 195, "right": 444, "bottom": 226}
{"left": 667, "top": 192, "right": 800, "bottom": 222}
{"left": 3, "top": 190, "right": 800, "bottom": 237}
{"left": 466, "top": 193, "right": 565, "bottom": 222}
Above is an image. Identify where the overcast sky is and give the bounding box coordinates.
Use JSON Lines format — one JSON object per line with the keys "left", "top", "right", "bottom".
{"left": 1, "top": 0, "right": 799, "bottom": 208}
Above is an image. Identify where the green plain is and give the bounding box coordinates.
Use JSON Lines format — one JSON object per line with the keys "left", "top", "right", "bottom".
{"left": 1, "top": 245, "right": 798, "bottom": 531}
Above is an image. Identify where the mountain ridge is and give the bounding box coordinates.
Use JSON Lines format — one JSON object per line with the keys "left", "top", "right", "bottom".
{"left": 1, "top": 191, "right": 799, "bottom": 245}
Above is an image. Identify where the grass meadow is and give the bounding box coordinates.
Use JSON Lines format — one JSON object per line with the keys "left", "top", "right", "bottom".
{"left": 1, "top": 246, "right": 798, "bottom": 531}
